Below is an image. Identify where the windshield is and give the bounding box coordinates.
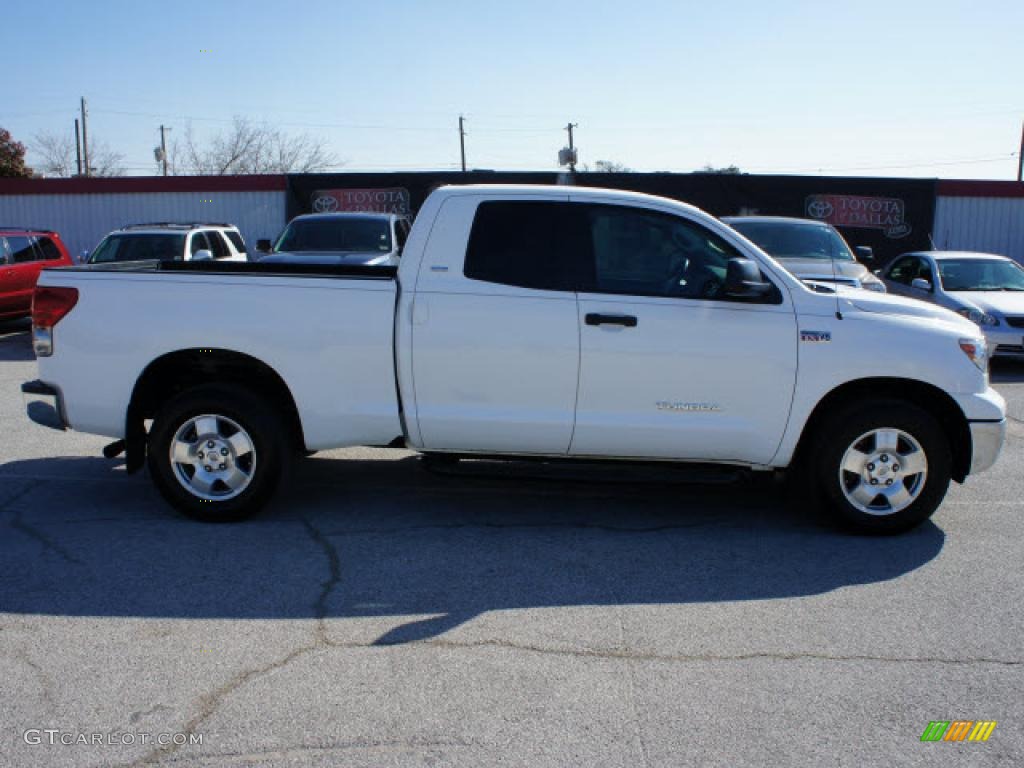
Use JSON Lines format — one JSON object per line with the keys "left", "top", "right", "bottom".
{"left": 937, "top": 258, "right": 1024, "bottom": 292}
{"left": 88, "top": 234, "right": 186, "bottom": 263}
{"left": 275, "top": 217, "right": 392, "bottom": 253}
{"left": 730, "top": 221, "right": 854, "bottom": 261}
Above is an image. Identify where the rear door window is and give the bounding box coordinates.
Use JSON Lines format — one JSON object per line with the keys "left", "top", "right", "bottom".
{"left": 7, "top": 236, "right": 38, "bottom": 264}
{"left": 463, "top": 201, "right": 579, "bottom": 291}
{"left": 34, "top": 236, "right": 64, "bottom": 261}
{"left": 203, "top": 231, "right": 230, "bottom": 259}
{"left": 190, "top": 232, "right": 210, "bottom": 256}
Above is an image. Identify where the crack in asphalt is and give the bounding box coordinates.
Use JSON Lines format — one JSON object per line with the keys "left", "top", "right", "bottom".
{"left": 158, "top": 738, "right": 478, "bottom": 764}
{"left": 0, "top": 479, "right": 39, "bottom": 514}
{"left": 10, "top": 512, "right": 82, "bottom": 565}
{"left": 301, "top": 517, "right": 342, "bottom": 645}
{"left": 8, "top": 648, "right": 56, "bottom": 709}
{"left": 123, "top": 517, "right": 345, "bottom": 767}
{"left": 406, "top": 637, "right": 1024, "bottom": 667}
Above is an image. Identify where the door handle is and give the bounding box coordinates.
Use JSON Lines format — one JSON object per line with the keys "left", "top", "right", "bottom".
{"left": 585, "top": 313, "right": 638, "bottom": 327}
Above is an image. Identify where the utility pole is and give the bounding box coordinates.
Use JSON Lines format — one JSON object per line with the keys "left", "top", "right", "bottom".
{"left": 459, "top": 115, "right": 467, "bottom": 172}
{"left": 80, "top": 97, "right": 90, "bottom": 178}
{"left": 74, "top": 119, "right": 83, "bottom": 177}
{"left": 565, "top": 122, "right": 578, "bottom": 172}
{"left": 160, "top": 125, "right": 169, "bottom": 176}
{"left": 1018, "top": 120, "right": 1023, "bottom": 183}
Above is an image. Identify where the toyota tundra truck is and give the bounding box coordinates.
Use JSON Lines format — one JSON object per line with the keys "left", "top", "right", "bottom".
{"left": 22, "top": 185, "right": 1007, "bottom": 533}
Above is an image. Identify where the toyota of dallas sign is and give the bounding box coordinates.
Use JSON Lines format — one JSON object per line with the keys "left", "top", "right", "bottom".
{"left": 311, "top": 188, "right": 411, "bottom": 215}
{"left": 805, "top": 194, "right": 911, "bottom": 239}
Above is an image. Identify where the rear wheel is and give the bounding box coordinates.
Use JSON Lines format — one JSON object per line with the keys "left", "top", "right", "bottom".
{"left": 147, "top": 385, "right": 287, "bottom": 522}
{"left": 811, "top": 400, "right": 951, "bottom": 534}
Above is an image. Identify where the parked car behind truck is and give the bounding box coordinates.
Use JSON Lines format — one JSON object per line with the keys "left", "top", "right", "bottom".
{"left": 86, "top": 223, "right": 248, "bottom": 264}
{"left": 23, "top": 185, "right": 1005, "bottom": 533}
{"left": 723, "top": 215, "right": 886, "bottom": 292}
{"left": 0, "top": 228, "right": 73, "bottom": 320}
{"left": 256, "top": 212, "right": 410, "bottom": 267}
{"left": 879, "top": 250, "right": 1024, "bottom": 358}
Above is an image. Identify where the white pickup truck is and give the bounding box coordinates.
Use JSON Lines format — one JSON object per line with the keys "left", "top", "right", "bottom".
{"left": 23, "top": 185, "right": 1006, "bottom": 533}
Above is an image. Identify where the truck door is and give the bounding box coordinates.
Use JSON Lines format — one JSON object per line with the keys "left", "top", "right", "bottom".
{"left": 569, "top": 202, "right": 798, "bottom": 464}
{"left": 409, "top": 194, "right": 581, "bottom": 454}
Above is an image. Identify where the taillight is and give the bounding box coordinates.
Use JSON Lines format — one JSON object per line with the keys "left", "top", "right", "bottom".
{"left": 32, "top": 286, "right": 78, "bottom": 357}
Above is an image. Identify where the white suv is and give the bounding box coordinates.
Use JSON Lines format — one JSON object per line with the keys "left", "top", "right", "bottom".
{"left": 86, "top": 223, "right": 248, "bottom": 264}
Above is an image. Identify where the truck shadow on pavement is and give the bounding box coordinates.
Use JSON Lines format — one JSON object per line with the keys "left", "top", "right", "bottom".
{"left": 0, "top": 454, "right": 945, "bottom": 644}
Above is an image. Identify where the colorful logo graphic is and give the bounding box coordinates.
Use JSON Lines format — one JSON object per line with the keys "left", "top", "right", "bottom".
{"left": 920, "top": 721, "right": 997, "bottom": 742}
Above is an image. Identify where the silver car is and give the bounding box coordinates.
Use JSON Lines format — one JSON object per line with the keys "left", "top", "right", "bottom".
{"left": 878, "top": 251, "right": 1024, "bottom": 358}
{"left": 723, "top": 215, "right": 886, "bottom": 293}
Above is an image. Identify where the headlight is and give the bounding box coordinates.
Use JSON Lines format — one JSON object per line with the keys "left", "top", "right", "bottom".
{"left": 860, "top": 275, "right": 887, "bottom": 293}
{"left": 956, "top": 308, "right": 999, "bottom": 326}
{"left": 959, "top": 338, "right": 989, "bottom": 372}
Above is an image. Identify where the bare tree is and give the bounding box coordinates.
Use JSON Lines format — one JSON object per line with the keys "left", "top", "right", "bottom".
{"left": 699, "top": 164, "right": 742, "bottom": 174}
{"left": 592, "top": 160, "right": 633, "bottom": 173}
{"left": 32, "top": 130, "right": 125, "bottom": 177}
{"left": 177, "top": 116, "right": 337, "bottom": 175}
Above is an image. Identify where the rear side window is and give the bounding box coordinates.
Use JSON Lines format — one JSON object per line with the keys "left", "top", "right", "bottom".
{"left": 464, "top": 201, "right": 578, "bottom": 291}
{"left": 203, "top": 231, "right": 230, "bottom": 259}
{"left": 34, "top": 236, "right": 63, "bottom": 261}
{"left": 224, "top": 230, "right": 246, "bottom": 254}
{"left": 7, "top": 236, "right": 38, "bottom": 264}
{"left": 190, "top": 232, "right": 210, "bottom": 255}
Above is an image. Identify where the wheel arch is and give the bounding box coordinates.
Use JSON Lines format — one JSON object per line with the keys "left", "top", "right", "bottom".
{"left": 793, "top": 377, "right": 972, "bottom": 483}
{"left": 125, "top": 348, "right": 305, "bottom": 472}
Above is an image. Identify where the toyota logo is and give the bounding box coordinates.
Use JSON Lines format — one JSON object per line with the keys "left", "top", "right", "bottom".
{"left": 807, "top": 200, "right": 833, "bottom": 219}
{"left": 312, "top": 195, "right": 339, "bottom": 212}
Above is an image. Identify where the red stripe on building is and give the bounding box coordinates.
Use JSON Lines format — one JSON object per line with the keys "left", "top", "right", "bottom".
{"left": 0, "top": 175, "right": 287, "bottom": 196}
{"left": 937, "top": 180, "right": 1024, "bottom": 198}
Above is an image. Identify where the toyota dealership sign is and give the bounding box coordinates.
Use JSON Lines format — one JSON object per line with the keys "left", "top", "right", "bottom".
{"left": 805, "top": 194, "right": 911, "bottom": 238}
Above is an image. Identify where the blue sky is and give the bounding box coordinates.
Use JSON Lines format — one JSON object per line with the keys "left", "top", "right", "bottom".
{"left": 4, "top": 0, "right": 1022, "bottom": 178}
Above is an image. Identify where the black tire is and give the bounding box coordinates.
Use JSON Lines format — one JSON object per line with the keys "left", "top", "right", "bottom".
{"left": 809, "top": 399, "right": 951, "bottom": 535}
{"left": 147, "top": 385, "right": 288, "bottom": 522}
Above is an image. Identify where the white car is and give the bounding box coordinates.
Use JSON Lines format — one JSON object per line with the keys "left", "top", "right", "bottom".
{"left": 86, "top": 223, "right": 248, "bottom": 264}
{"left": 879, "top": 251, "right": 1024, "bottom": 358}
{"left": 24, "top": 185, "right": 1005, "bottom": 534}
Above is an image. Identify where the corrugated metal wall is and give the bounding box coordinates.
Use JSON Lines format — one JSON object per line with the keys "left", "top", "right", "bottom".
{"left": 0, "top": 191, "right": 285, "bottom": 259}
{"left": 933, "top": 196, "right": 1024, "bottom": 263}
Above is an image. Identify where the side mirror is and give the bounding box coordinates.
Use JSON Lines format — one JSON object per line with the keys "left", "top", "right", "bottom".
{"left": 910, "top": 277, "right": 932, "bottom": 292}
{"left": 724, "top": 257, "right": 772, "bottom": 299}
{"left": 78, "top": 249, "right": 90, "bottom": 264}
{"left": 256, "top": 239, "right": 272, "bottom": 253}
{"left": 192, "top": 249, "right": 214, "bottom": 262}
{"left": 854, "top": 246, "right": 874, "bottom": 263}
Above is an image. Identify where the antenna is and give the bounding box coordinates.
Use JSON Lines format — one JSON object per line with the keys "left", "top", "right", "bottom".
{"left": 830, "top": 224, "right": 843, "bottom": 320}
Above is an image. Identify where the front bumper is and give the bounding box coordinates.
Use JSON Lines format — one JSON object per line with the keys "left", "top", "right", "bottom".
{"left": 21, "top": 380, "right": 67, "bottom": 431}
{"left": 983, "top": 327, "right": 1024, "bottom": 358}
{"left": 969, "top": 419, "right": 1006, "bottom": 474}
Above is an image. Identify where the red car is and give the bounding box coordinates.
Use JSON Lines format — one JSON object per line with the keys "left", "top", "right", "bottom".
{"left": 0, "top": 228, "right": 74, "bottom": 320}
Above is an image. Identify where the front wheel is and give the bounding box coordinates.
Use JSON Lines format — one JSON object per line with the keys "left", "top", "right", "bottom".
{"left": 811, "top": 400, "right": 951, "bottom": 534}
{"left": 147, "top": 385, "right": 287, "bottom": 522}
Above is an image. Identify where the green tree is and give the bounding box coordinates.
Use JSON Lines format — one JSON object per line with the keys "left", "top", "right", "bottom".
{"left": 0, "top": 127, "right": 33, "bottom": 177}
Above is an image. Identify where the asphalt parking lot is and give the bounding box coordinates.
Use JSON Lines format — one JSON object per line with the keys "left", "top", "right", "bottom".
{"left": 1, "top": 315, "right": 1022, "bottom": 768}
